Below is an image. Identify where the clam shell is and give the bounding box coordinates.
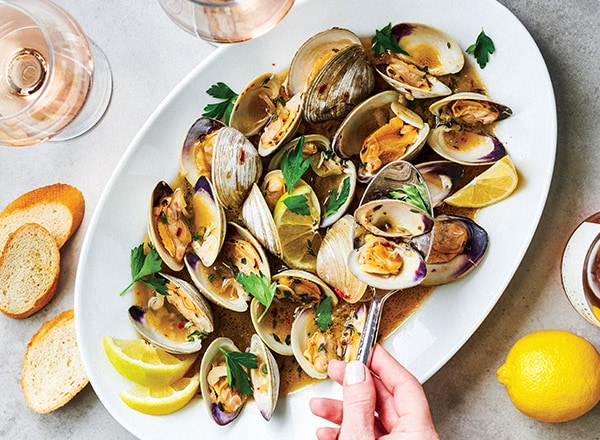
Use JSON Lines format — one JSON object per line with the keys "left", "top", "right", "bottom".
{"left": 240, "top": 183, "right": 283, "bottom": 259}
{"left": 211, "top": 126, "right": 263, "bottom": 210}
{"left": 428, "top": 92, "right": 513, "bottom": 125}
{"left": 422, "top": 214, "right": 489, "bottom": 286}
{"left": 248, "top": 334, "right": 280, "bottom": 421}
{"left": 257, "top": 92, "right": 304, "bottom": 157}
{"left": 316, "top": 215, "right": 368, "bottom": 303}
{"left": 180, "top": 117, "right": 225, "bottom": 186}
{"left": 200, "top": 337, "right": 247, "bottom": 425}
{"left": 229, "top": 72, "right": 282, "bottom": 137}
{"left": 427, "top": 125, "right": 506, "bottom": 165}
{"left": 128, "top": 273, "right": 213, "bottom": 354}
{"left": 354, "top": 199, "right": 434, "bottom": 238}
{"left": 416, "top": 160, "right": 464, "bottom": 207}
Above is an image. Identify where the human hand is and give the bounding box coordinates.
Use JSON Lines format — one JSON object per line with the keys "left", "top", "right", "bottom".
{"left": 309, "top": 344, "right": 439, "bottom": 440}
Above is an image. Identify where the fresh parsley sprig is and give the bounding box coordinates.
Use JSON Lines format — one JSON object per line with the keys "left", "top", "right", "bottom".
{"left": 372, "top": 23, "right": 410, "bottom": 57}
{"left": 236, "top": 271, "right": 277, "bottom": 322}
{"left": 389, "top": 183, "right": 431, "bottom": 214}
{"left": 466, "top": 29, "right": 495, "bottom": 69}
{"left": 315, "top": 296, "right": 333, "bottom": 332}
{"left": 202, "top": 82, "right": 238, "bottom": 124}
{"left": 281, "top": 136, "right": 311, "bottom": 194}
{"left": 283, "top": 195, "right": 310, "bottom": 216}
{"left": 119, "top": 244, "right": 168, "bottom": 296}
{"left": 324, "top": 176, "right": 351, "bottom": 218}
{"left": 219, "top": 348, "right": 257, "bottom": 395}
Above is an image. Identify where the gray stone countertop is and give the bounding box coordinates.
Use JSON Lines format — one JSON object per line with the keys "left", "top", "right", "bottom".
{"left": 1, "top": 0, "right": 599, "bottom": 438}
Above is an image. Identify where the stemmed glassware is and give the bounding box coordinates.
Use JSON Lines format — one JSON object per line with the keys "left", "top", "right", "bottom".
{"left": 157, "top": 0, "right": 295, "bottom": 44}
{"left": 0, "top": 0, "right": 112, "bottom": 146}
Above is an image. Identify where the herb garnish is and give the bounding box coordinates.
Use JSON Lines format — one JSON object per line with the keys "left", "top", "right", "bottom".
{"left": 283, "top": 194, "right": 310, "bottom": 216}
{"left": 202, "top": 82, "right": 238, "bottom": 124}
{"left": 119, "top": 244, "right": 167, "bottom": 296}
{"left": 466, "top": 29, "right": 495, "bottom": 69}
{"left": 315, "top": 296, "right": 333, "bottom": 332}
{"left": 219, "top": 348, "right": 257, "bottom": 395}
{"left": 236, "top": 271, "right": 277, "bottom": 321}
{"left": 372, "top": 23, "right": 410, "bottom": 57}
{"left": 324, "top": 176, "right": 351, "bottom": 218}
{"left": 389, "top": 183, "right": 431, "bottom": 213}
{"left": 281, "top": 136, "right": 310, "bottom": 193}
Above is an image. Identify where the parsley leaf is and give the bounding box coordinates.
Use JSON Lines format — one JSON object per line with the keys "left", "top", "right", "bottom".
{"left": 202, "top": 82, "right": 238, "bottom": 124}
{"left": 236, "top": 271, "right": 277, "bottom": 321}
{"left": 283, "top": 194, "right": 310, "bottom": 216}
{"left": 219, "top": 348, "right": 257, "bottom": 395}
{"left": 324, "top": 176, "right": 351, "bottom": 218}
{"left": 372, "top": 23, "right": 410, "bottom": 57}
{"left": 119, "top": 244, "right": 167, "bottom": 296}
{"left": 389, "top": 183, "right": 431, "bottom": 213}
{"left": 466, "top": 29, "right": 495, "bottom": 69}
{"left": 315, "top": 296, "right": 333, "bottom": 332}
{"left": 281, "top": 136, "right": 311, "bottom": 193}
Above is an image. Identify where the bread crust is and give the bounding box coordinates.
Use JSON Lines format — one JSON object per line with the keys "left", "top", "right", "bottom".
{"left": 21, "top": 309, "right": 89, "bottom": 414}
{"left": 0, "top": 223, "right": 60, "bottom": 319}
{"left": 0, "top": 183, "right": 85, "bottom": 251}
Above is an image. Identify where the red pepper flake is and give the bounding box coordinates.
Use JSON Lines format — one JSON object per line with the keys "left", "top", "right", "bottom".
{"left": 334, "top": 287, "right": 349, "bottom": 300}
{"left": 176, "top": 227, "right": 183, "bottom": 237}
{"left": 318, "top": 83, "right": 328, "bottom": 95}
{"left": 239, "top": 149, "right": 246, "bottom": 163}
{"left": 177, "top": 321, "right": 186, "bottom": 330}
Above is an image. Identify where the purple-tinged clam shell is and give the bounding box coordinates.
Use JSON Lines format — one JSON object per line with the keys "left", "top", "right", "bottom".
{"left": 416, "top": 160, "right": 465, "bottom": 207}
{"left": 427, "top": 125, "right": 506, "bottom": 165}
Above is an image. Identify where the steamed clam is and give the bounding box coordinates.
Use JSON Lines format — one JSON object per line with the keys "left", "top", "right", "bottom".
{"left": 332, "top": 90, "right": 429, "bottom": 182}
{"left": 427, "top": 124, "right": 506, "bottom": 165}
{"left": 428, "top": 92, "right": 513, "bottom": 126}
{"left": 291, "top": 302, "right": 366, "bottom": 379}
{"left": 248, "top": 334, "right": 280, "bottom": 421}
{"left": 185, "top": 222, "right": 269, "bottom": 312}
{"left": 251, "top": 269, "right": 337, "bottom": 356}
{"left": 374, "top": 23, "right": 464, "bottom": 100}
{"left": 287, "top": 28, "right": 375, "bottom": 123}
{"left": 422, "top": 214, "right": 489, "bottom": 286}
{"left": 416, "top": 160, "right": 464, "bottom": 207}
{"left": 128, "top": 273, "right": 213, "bottom": 354}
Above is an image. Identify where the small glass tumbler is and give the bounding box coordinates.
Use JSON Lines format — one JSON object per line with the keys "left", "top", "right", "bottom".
{"left": 157, "top": 0, "right": 295, "bottom": 44}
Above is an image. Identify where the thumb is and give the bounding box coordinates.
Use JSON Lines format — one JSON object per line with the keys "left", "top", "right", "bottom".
{"left": 339, "top": 361, "right": 376, "bottom": 439}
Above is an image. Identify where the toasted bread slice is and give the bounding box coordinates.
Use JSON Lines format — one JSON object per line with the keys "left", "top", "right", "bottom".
{"left": 21, "top": 309, "right": 89, "bottom": 414}
{"left": 0, "top": 183, "right": 85, "bottom": 252}
{"left": 0, "top": 223, "right": 60, "bottom": 319}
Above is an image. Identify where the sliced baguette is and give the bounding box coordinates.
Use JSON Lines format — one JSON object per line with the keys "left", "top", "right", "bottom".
{"left": 22, "top": 309, "right": 89, "bottom": 414}
{"left": 0, "top": 223, "right": 60, "bottom": 319}
{"left": 0, "top": 183, "right": 85, "bottom": 252}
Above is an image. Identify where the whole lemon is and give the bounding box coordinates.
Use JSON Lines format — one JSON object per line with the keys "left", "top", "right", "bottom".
{"left": 497, "top": 329, "right": 600, "bottom": 423}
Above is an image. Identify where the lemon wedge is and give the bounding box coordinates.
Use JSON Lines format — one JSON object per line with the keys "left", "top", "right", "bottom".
{"left": 119, "top": 373, "right": 200, "bottom": 416}
{"left": 445, "top": 155, "right": 518, "bottom": 208}
{"left": 273, "top": 182, "right": 322, "bottom": 271}
{"left": 103, "top": 336, "right": 197, "bottom": 387}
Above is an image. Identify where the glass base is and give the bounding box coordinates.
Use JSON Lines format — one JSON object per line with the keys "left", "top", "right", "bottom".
{"left": 51, "top": 39, "right": 113, "bottom": 142}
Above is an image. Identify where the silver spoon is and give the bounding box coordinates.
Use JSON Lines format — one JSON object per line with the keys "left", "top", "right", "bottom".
{"left": 352, "top": 160, "right": 433, "bottom": 366}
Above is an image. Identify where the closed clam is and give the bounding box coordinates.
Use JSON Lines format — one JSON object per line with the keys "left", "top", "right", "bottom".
{"left": 128, "top": 273, "right": 213, "bottom": 354}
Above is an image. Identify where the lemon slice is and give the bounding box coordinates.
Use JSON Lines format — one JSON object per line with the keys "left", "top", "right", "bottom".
{"left": 119, "top": 373, "right": 200, "bottom": 416}
{"left": 273, "top": 182, "right": 322, "bottom": 271}
{"left": 103, "top": 336, "right": 198, "bottom": 387}
{"left": 444, "top": 155, "right": 518, "bottom": 208}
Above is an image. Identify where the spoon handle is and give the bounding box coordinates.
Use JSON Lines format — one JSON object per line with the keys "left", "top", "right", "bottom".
{"left": 356, "top": 289, "right": 393, "bottom": 366}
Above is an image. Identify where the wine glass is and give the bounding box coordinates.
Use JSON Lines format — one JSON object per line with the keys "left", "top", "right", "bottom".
{"left": 0, "top": 0, "right": 112, "bottom": 147}
{"left": 157, "top": 0, "right": 295, "bottom": 44}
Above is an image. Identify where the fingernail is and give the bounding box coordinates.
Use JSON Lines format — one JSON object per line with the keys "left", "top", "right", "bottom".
{"left": 344, "top": 360, "right": 365, "bottom": 385}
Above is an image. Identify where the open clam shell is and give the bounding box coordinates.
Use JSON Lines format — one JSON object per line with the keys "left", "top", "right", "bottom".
{"left": 316, "top": 215, "right": 368, "bottom": 303}
{"left": 185, "top": 222, "right": 268, "bottom": 312}
{"left": 229, "top": 72, "right": 282, "bottom": 137}
{"left": 148, "top": 181, "right": 191, "bottom": 271}
{"left": 332, "top": 90, "right": 429, "bottom": 182}
{"left": 427, "top": 125, "right": 506, "bottom": 165}
{"left": 180, "top": 117, "right": 225, "bottom": 186}
{"left": 251, "top": 269, "right": 337, "bottom": 356}
{"left": 422, "top": 214, "right": 489, "bottom": 286}
{"left": 290, "top": 303, "right": 366, "bottom": 379}
{"left": 200, "top": 337, "right": 248, "bottom": 425}
{"left": 240, "top": 183, "right": 283, "bottom": 259}
{"left": 248, "top": 334, "right": 280, "bottom": 421}
{"left": 354, "top": 199, "right": 434, "bottom": 239}
{"left": 128, "top": 273, "right": 213, "bottom": 354}
{"left": 429, "top": 92, "right": 513, "bottom": 126}
{"left": 416, "top": 160, "right": 464, "bottom": 207}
